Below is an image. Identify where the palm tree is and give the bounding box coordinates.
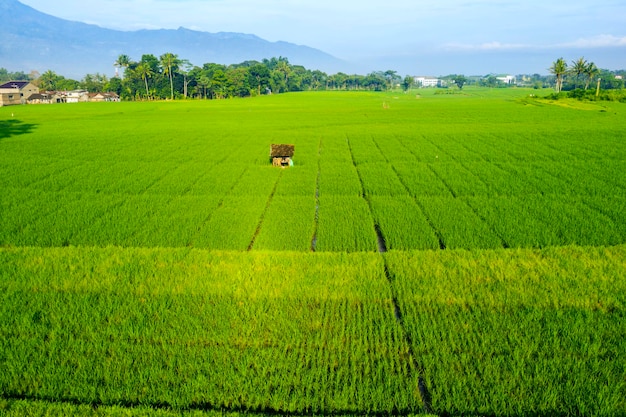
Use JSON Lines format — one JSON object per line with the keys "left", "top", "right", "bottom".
{"left": 136, "top": 63, "right": 154, "bottom": 99}
{"left": 571, "top": 57, "right": 587, "bottom": 89}
{"left": 549, "top": 58, "right": 568, "bottom": 93}
{"left": 160, "top": 52, "right": 179, "bottom": 100}
{"left": 38, "top": 70, "right": 58, "bottom": 91}
{"left": 178, "top": 60, "right": 193, "bottom": 99}
{"left": 114, "top": 54, "right": 132, "bottom": 78}
{"left": 275, "top": 58, "right": 291, "bottom": 87}
{"left": 583, "top": 61, "right": 599, "bottom": 90}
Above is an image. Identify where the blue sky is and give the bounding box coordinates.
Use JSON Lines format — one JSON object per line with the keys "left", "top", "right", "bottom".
{"left": 19, "top": 0, "right": 626, "bottom": 75}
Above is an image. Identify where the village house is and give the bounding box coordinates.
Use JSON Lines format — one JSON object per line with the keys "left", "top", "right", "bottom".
{"left": 0, "top": 80, "right": 39, "bottom": 106}
{"left": 88, "top": 92, "right": 120, "bottom": 102}
{"left": 25, "top": 90, "right": 120, "bottom": 105}
{"left": 66, "top": 89, "right": 89, "bottom": 103}
{"left": 26, "top": 92, "right": 55, "bottom": 104}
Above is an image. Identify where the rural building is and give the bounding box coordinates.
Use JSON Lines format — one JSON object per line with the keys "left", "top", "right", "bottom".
{"left": 414, "top": 76, "right": 443, "bottom": 88}
{"left": 88, "top": 92, "right": 120, "bottom": 102}
{"left": 66, "top": 90, "right": 89, "bottom": 103}
{"left": 0, "top": 80, "right": 39, "bottom": 106}
{"left": 496, "top": 75, "right": 517, "bottom": 85}
{"left": 25, "top": 91, "right": 120, "bottom": 105}
{"left": 26, "top": 92, "right": 55, "bottom": 104}
{"left": 270, "top": 144, "right": 295, "bottom": 167}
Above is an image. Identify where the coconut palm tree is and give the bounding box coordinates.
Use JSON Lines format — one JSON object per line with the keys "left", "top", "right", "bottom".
{"left": 275, "top": 58, "right": 291, "bottom": 87}
{"left": 114, "top": 54, "right": 132, "bottom": 78}
{"left": 160, "top": 52, "right": 179, "bottom": 100}
{"left": 38, "top": 70, "right": 58, "bottom": 91}
{"left": 571, "top": 57, "right": 588, "bottom": 89}
{"left": 178, "top": 59, "right": 193, "bottom": 99}
{"left": 549, "top": 58, "right": 568, "bottom": 93}
{"left": 136, "top": 63, "right": 154, "bottom": 99}
{"left": 583, "top": 61, "right": 599, "bottom": 90}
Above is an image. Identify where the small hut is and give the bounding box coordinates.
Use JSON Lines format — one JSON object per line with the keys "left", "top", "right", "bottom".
{"left": 270, "top": 144, "right": 295, "bottom": 167}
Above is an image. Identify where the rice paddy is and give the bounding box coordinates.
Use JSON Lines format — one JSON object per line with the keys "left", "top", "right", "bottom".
{"left": 1, "top": 88, "right": 625, "bottom": 416}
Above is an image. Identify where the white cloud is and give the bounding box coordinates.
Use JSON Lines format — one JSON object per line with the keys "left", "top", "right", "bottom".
{"left": 443, "top": 41, "right": 532, "bottom": 51}
{"left": 559, "top": 35, "right": 626, "bottom": 48}
{"left": 444, "top": 35, "right": 626, "bottom": 51}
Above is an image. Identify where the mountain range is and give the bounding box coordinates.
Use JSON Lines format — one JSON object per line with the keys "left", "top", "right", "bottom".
{"left": 0, "top": 0, "right": 346, "bottom": 79}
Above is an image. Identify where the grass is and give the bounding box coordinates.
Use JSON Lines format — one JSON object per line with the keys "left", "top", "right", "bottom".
{"left": 1, "top": 88, "right": 626, "bottom": 415}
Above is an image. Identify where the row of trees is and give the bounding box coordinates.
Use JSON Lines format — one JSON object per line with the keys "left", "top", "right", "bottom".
{"left": 2, "top": 57, "right": 409, "bottom": 100}
{"left": 3, "top": 54, "right": 624, "bottom": 100}
{"left": 109, "top": 54, "right": 411, "bottom": 100}
{"left": 549, "top": 57, "right": 601, "bottom": 93}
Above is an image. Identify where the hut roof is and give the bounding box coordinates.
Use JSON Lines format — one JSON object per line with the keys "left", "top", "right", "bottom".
{"left": 270, "top": 144, "right": 295, "bottom": 157}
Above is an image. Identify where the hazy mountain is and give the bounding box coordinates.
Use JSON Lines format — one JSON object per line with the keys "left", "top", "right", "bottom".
{"left": 0, "top": 0, "right": 346, "bottom": 79}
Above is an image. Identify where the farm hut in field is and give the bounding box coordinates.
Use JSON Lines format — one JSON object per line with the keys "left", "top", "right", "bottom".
{"left": 270, "top": 144, "right": 295, "bottom": 167}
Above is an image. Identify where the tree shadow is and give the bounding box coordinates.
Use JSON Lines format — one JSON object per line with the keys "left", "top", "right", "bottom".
{"left": 0, "top": 119, "right": 37, "bottom": 141}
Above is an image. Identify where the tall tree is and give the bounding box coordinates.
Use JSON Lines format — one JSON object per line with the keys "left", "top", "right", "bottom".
{"left": 38, "top": 70, "right": 58, "bottom": 91}
{"left": 275, "top": 58, "right": 291, "bottom": 82}
{"left": 383, "top": 70, "right": 400, "bottom": 90}
{"left": 454, "top": 75, "right": 467, "bottom": 90}
{"left": 571, "top": 57, "right": 588, "bottom": 89}
{"left": 549, "top": 58, "right": 567, "bottom": 93}
{"left": 81, "top": 73, "right": 108, "bottom": 92}
{"left": 178, "top": 60, "right": 193, "bottom": 98}
{"left": 197, "top": 75, "right": 210, "bottom": 99}
{"left": 210, "top": 70, "right": 228, "bottom": 99}
{"left": 402, "top": 75, "right": 414, "bottom": 92}
{"left": 583, "top": 61, "right": 599, "bottom": 90}
{"left": 114, "top": 54, "right": 132, "bottom": 78}
{"left": 248, "top": 64, "right": 271, "bottom": 96}
{"left": 136, "top": 63, "right": 154, "bottom": 99}
{"left": 160, "top": 53, "right": 179, "bottom": 100}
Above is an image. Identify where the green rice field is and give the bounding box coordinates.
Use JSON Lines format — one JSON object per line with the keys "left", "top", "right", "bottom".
{"left": 1, "top": 88, "right": 626, "bottom": 416}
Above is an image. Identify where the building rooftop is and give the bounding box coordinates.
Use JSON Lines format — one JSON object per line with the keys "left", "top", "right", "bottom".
{"left": 0, "top": 81, "right": 32, "bottom": 89}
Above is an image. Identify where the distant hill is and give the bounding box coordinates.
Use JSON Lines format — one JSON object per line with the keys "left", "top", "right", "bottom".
{"left": 0, "top": 0, "right": 345, "bottom": 78}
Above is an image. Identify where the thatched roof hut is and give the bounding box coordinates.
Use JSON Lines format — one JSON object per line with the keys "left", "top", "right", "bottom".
{"left": 270, "top": 144, "right": 295, "bottom": 167}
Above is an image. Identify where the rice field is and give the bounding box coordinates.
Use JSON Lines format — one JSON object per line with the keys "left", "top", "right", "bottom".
{"left": 1, "top": 88, "right": 625, "bottom": 416}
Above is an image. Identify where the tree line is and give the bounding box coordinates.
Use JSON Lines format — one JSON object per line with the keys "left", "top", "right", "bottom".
{"left": 2, "top": 55, "right": 624, "bottom": 101}
{"left": 113, "top": 54, "right": 415, "bottom": 100}
{"left": 548, "top": 57, "right": 625, "bottom": 92}
{"left": 0, "top": 55, "right": 409, "bottom": 100}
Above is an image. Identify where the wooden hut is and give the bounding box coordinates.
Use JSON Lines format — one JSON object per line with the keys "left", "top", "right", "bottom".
{"left": 270, "top": 144, "right": 295, "bottom": 167}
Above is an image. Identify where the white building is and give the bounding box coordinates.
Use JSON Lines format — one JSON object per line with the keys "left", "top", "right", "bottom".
{"left": 414, "top": 76, "right": 442, "bottom": 88}
{"left": 66, "top": 90, "right": 89, "bottom": 103}
{"left": 496, "top": 75, "right": 516, "bottom": 85}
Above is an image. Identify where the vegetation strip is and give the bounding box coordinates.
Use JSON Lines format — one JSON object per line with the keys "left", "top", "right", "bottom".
{"left": 5, "top": 244, "right": 622, "bottom": 415}
{"left": 1, "top": 247, "right": 422, "bottom": 414}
